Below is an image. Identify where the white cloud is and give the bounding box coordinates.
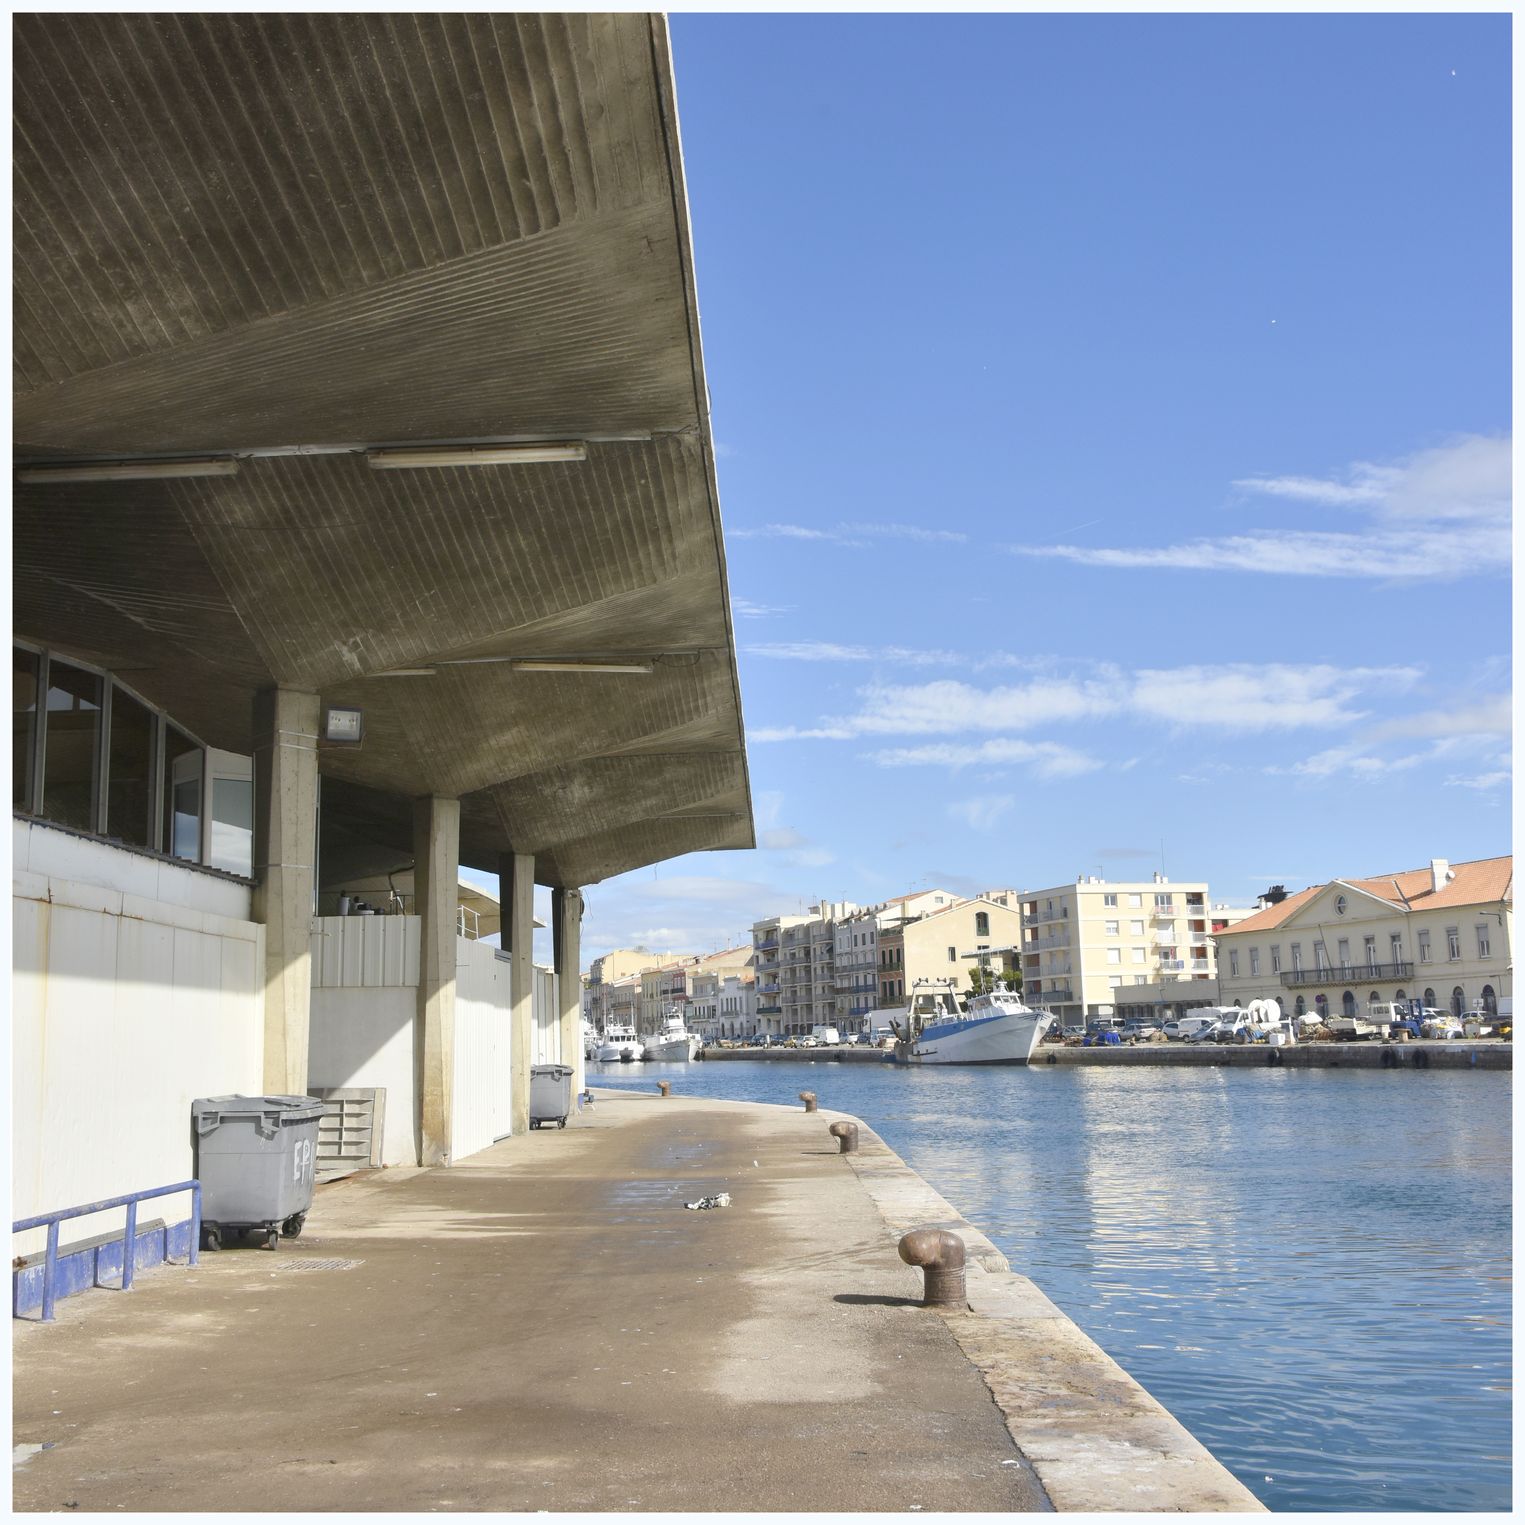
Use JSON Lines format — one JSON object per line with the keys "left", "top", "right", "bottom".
{"left": 1131, "top": 663, "right": 1419, "bottom": 730}
{"left": 1368, "top": 694, "right": 1511, "bottom": 741}
{"left": 730, "top": 521, "right": 966, "bottom": 547}
{"left": 1445, "top": 769, "right": 1512, "bottom": 791}
{"left": 746, "top": 641, "right": 966, "bottom": 666}
{"left": 732, "top": 598, "right": 794, "bottom": 619}
{"left": 869, "top": 738, "right": 1104, "bottom": 778}
{"left": 1013, "top": 434, "right": 1511, "bottom": 580}
{"left": 947, "top": 795, "right": 1016, "bottom": 830}
{"left": 751, "top": 724, "right": 856, "bottom": 743}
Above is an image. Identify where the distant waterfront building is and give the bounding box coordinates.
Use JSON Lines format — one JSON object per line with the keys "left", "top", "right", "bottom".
{"left": 1213, "top": 856, "right": 1513, "bottom": 1022}
{"left": 750, "top": 913, "right": 810, "bottom": 1038}
{"left": 585, "top": 948, "right": 685, "bottom": 1028}
{"left": 877, "top": 895, "right": 1026, "bottom": 1013}
{"left": 691, "top": 970, "right": 757, "bottom": 1041}
{"left": 1018, "top": 874, "right": 1253, "bottom": 1025}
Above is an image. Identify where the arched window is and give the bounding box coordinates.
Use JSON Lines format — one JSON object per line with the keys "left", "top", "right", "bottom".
{"left": 975, "top": 911, "right": 990, "bottom": 937}
{"left": 1394, "top": 989, "right": 1406, "bottom": 1002}
{"left": 1368, "top": 990, "right": 1380, "bottom": 1008}
{"left": 1342, "top": 991, "right": 1356, "bottom": 1016}
{"left": 1314, "top": 993, "right": 1328, "bottom": 1014}
{"left": 1424, "top": 987, "right": 1436, "bottom": 1010}
{"left": 1482, "top": 985, "right": 1497, "bottom": 1014}
{"left": 1451, "top": 986, "right": 1465, "bottom": 1017}
{"left": 1295, "top": 996, "right": 1306, "bottom": 1017}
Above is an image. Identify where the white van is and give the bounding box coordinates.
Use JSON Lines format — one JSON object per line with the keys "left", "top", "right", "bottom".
{"left": 810, "top": 1025, "right": 842, "bottom": 1046}
{"left": 1165, "top": 1007, "right": 1234, "bottom": 1041}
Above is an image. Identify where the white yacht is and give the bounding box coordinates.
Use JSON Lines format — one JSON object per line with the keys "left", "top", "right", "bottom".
{"left": 890, "top": 980, "right": 1053, "bottom": 1066}
{"left": 642, "top": 1008, "right": 700, "bottom": 1062}
{"left": 582, "top": 1020, "right": 598, "bottom": 1061}
{"left": 595, "top": 1021, "right": 642, "bottom": 1063}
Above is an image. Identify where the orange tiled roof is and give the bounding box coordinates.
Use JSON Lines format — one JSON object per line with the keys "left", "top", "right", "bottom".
{"left": 1222, "top": 855, "right": 1511, "bottom": 937}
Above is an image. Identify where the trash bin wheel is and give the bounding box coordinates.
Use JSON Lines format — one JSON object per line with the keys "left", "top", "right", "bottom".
{"left": 558, "top": 1118, "right": 567, "bottom": 1128}
{"left": 281, "top": 1213, "right": 305, "bottom": 1239}
{"left": 203, "top": 1225, "right": 222, "bottom": 1252}
{"left": 263, "top": 1227, "right": 280, "bottom": 1251}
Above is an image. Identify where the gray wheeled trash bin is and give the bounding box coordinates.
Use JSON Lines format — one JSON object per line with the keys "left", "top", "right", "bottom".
{"left": 529, "top": 1064, "right": 575, "bottom": 1129}
{"left": 192, "top": 1094, "right": 326, "bottom": 1250}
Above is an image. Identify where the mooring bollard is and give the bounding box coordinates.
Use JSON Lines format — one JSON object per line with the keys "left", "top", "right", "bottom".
{"left": 898, "top": 1228, "right": 966, "bottom": 1308}
{"left": 657, "top": 1080, "right": 671, "bottom": 1098}
{"left": 799, "top": 1091, "right": 817, "bottom": 1113}
{"left": 828, "top": 1120, "right": 858, "bottom": 1154}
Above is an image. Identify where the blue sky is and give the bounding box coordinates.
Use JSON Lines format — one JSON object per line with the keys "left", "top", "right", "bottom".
{"left": 512, "top": 13, "right": 1513, "bottom": 963}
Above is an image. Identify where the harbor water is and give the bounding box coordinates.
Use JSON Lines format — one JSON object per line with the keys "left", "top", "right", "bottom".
{"left": 589, "top": 1057, "right": 1512, "bottom": 1512}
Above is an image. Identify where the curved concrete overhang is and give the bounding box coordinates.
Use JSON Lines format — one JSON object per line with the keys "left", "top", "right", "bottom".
{"left": 12, "top": 12, "right": 752, "bottom": 887}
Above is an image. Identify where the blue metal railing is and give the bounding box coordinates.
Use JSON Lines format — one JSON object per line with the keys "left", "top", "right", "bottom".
{"left": 13, "top": 1179, "right": 201, "bottom": 1322}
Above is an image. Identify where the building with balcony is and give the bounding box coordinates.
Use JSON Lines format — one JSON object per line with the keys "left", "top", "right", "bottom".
{"left": 1018, "top": 874, "right": 1253, "bottom": 1023}
{"left": 875, "top": 895, "right": 1025, "bottom": 1013}
{"left": 1213, "top": 856, "right": 1513, "bottom": 1023}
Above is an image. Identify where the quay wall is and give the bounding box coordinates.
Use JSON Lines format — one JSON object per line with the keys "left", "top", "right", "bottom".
{"left": 702, "top": 1041, "right": 1511, "bottom": 1071}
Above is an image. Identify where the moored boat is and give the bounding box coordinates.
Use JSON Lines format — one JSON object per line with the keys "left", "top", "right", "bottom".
{"left": 596, "top": 1021, "right": 642, "bottom": 1062}
{"left": 643, "top": 1008, "right": 700, "bottom": 1062}
{"left": 890, "top": 979, "right": 1053, "bottom": 1065}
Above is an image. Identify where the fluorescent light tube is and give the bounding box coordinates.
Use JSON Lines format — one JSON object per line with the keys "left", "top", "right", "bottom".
{"left": 367, "top": 443, "right": 587, "bottom": 469}
{"left": 508, "top": 659, "right": 654, "bottom": 675}
{"left": 16, "top": 458, "right": 241, "bottom": 484}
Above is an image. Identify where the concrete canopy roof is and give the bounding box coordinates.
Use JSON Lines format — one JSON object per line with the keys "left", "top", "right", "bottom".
{"left": 13, "top": 13, "right": 752, "bottom": 888}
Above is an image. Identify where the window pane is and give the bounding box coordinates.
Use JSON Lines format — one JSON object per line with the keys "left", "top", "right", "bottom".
{"left": 106, "top": 685, "right": 155, "bottom": 848}
{"left": 162, "top": 726, "right": 202, "bottom": 861}
{"left": 13, "top": 646, "right": 38, "bottom": 809}
{"left": 209, "top": 776, "right": 254, "bottom": 876}
{"left": 42, "top": 660, "right": 103, "bottom": 831}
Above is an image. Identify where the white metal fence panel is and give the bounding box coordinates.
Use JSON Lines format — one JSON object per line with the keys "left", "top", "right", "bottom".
{"left": 452, "top": 940, "right": 513, "bottom": 1159}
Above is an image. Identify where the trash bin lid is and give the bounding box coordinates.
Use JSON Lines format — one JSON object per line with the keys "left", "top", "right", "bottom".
{"left": 192, "top": 1094, "right": 327, "bottom": 1120}
{"left": 529, "top": 1065, "right": 574, "bottom": 1078}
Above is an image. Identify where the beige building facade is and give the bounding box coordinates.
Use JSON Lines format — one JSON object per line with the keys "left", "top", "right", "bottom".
{"left": 878, "top": 896, "right": 1026, "bottom": 1011}
{"left": 1020, "top": 875, "right": 1253, "bottom": 1023}
{"left": 1213, "top": 856, "right": 1513, "bottom": 1023}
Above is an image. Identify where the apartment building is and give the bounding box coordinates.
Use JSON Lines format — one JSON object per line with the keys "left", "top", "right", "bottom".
{"left": 1213, "top": 856, "right": 1513, "bottom": 1023}
{"left": 877, "top": 896, "right": 1026, "bottom": 1011}
{"left": 750, "top": 913, "right": 810, "bottom": 1037}
{"left": 1020, "top": 874, "right": 1252, "bottom": 1023}
{"left": 690, "top": 971, "right": 757, "bottom": 1041}
{"left": 585, "top": 948, "right": 683, "bottom": 1028}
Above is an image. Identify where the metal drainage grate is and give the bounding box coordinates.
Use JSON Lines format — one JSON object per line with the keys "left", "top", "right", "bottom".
{"left": 276, "top": 1258, "right": 365, "bottom": 1273}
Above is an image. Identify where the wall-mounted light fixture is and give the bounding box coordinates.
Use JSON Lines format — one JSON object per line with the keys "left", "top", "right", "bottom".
{"left": 16, "top": 458, "right": 242, "bottom": 484}
{"left": 366, "top": 443, "right": 587, "bottom": 470}
{"left": 322, "top": 705, "right": 365, "bottom": 744}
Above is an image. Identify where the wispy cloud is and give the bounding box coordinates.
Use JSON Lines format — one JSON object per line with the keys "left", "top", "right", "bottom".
{"left": 947, "top": 795, "right": 1016, "bottom": 830}
{"left": 746, "top": 641, "right": 966, "bottom": 667}
{"left": 732, "top": 598, "right": 794, "bottom": 619}
{"left": 1368, "top": 694, "right": 1511, "bottom": 741}
{"left": 870, "top": 738, "right": 1105, "bottom": 778}
{"left": 1012, "top": 435, "right": 1511, "bottom": 580}
{"left": 730, "top": 521, "right": 966, "bottom": 547}
{"left": 1444, "top": 769, "right": 1512, "bottom": 791}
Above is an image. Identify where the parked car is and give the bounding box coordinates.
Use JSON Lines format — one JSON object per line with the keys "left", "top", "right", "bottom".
{"left": 1061, "top": 1022, "right": 1086, "bottom": 1040}
{"left": 1184, "top": 1020, "right": 1224, "bottom": 1044}
{"left": 1212, "top": 1014, "right": 1258, "bottom": 1044}
{"left": 1122, "top": 1021, "right": 1160, "bottom": 1042}
{"left": 1164, "top": 1014, "right": 1218, "bottom": 1041}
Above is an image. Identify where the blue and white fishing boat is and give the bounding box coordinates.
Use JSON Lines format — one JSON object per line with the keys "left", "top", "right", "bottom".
{"left": 890, "top": 979, "right": 1053, "bottom": 1066}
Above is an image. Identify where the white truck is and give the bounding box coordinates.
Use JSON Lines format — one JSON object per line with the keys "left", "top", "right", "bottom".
{"left": 810, "top": 1025, "right": 842, "bottom": 1046}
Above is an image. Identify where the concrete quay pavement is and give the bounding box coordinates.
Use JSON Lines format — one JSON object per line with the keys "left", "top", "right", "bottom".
{"left": 13, "top": 1091, "right": 1260, "bottom": 1513}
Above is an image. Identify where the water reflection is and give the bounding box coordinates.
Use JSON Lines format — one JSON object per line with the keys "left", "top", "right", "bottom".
{"left": 590, "top": 1058, "right": 1511, "bottom": 1511}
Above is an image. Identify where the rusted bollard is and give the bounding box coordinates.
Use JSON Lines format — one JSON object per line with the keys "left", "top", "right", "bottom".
{"left": 898, "top": 1228, "right": 966, "bottom": 1308}
{"left": 656, "top": 1080, "right": 671, "bottom": 1098}
{"left": 798, "top": 1091, "right": 817, "bottom": 1113}
{"left": 828, "top": 1120, "right": 859, "bottom": 1154}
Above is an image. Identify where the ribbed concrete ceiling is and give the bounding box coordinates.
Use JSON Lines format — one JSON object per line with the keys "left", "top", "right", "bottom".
{"left": 12, "top": 12, "right": 753, "bottom": 888}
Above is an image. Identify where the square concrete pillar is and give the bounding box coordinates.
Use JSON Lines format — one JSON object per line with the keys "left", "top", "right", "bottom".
{"left": 251, "top": 688, "right": 320, "bottom": 1096}
{"left": 499, "top": 852, "right": 536, "bottom": 1135}
{"left": 414, "top": 797, "right": 460, "bottom": 1166}
{"left": 553, "top": 887, "right": 585, "bottom": 1096}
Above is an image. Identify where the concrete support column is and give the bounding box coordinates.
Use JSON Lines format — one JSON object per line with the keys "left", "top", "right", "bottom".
{"left": 553, "top": 887, "right": 585, "bottom": 1095}
{"left": 251, "top": 688, "right": 320, "bottom": 1096}
{"left": 500, "top": 852, "right": 536, "bottom": 1135}
{"left": 414, "top": 797, "right": 460, "bottom": 1167}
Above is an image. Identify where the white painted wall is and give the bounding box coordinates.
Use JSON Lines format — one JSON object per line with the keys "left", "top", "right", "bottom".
{"left": 12, "top": 820, "right": 264, "bottom": 1255}
{"left": 308, "top": 916, "right": 420, "bottom": 1167}
{"left": 309, "top": 919, "right": 542, "bottom": 1165}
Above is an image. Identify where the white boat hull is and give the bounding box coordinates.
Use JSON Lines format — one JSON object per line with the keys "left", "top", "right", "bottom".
{"left": 894, "top": 1006, "right": 1051, "bottom": 1065}
{"left": 643, "top": 1035, "right": 700, "bottom": 1062}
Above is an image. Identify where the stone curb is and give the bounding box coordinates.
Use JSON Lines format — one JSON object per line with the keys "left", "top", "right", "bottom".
{"left": 826, "top": 1108, "right": 1267, "bottom": 1513}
